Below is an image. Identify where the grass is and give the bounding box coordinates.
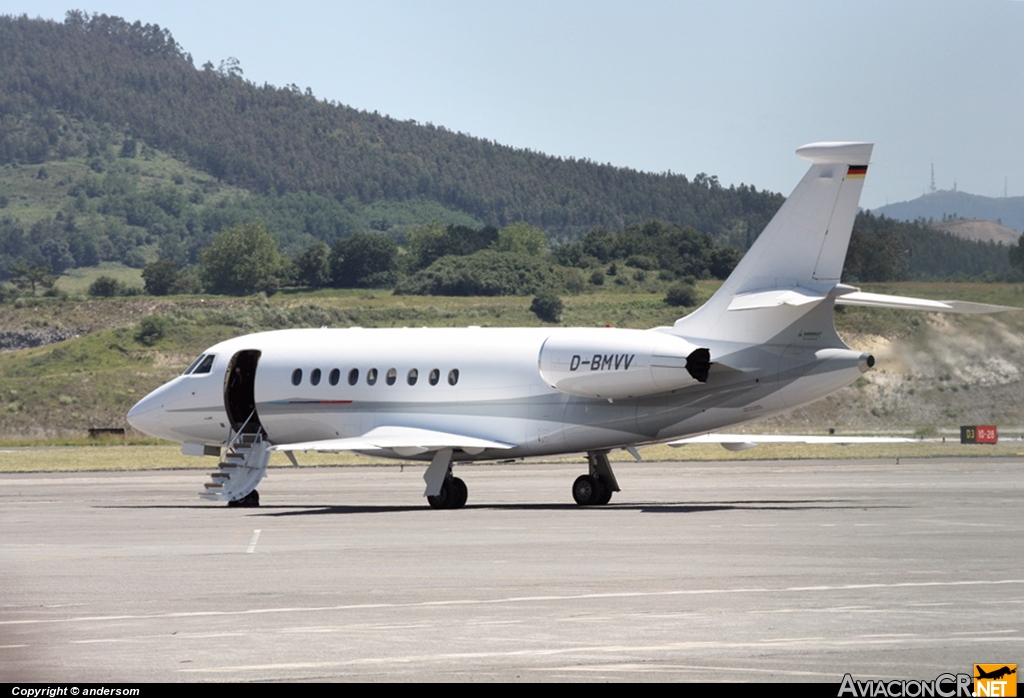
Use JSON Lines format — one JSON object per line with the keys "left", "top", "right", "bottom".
{"left": 2, "top": 282, "right": 1022, "bottom": 440}
{"left": 55, "top": 262, "right": 145, "bottom": 295}
{"left": 1, "top": 440, "right": 1022, "bottom": 474}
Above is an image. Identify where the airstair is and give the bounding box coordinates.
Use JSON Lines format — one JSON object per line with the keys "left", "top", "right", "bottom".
{"left": 200, "top": 412, "right": 269, "bottom": 506}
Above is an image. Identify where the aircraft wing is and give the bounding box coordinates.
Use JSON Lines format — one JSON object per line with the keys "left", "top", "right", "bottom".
{"left": 668, "top": 433, "right": 916, "bottom": 451}
{"left": 269, "top": 425, "right": 516, "bottom": 457}
{"left": 834, "top": 291, "right": 1015, "bottom": 314}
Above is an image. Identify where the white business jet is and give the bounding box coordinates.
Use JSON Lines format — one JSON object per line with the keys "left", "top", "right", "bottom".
{"left": 127, "top": 142, "right": 1009, "bottom": 508}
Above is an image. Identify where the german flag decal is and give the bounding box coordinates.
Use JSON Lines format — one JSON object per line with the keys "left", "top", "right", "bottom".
{"left": 847, "top": 165, "right": 868, "bottom": 179}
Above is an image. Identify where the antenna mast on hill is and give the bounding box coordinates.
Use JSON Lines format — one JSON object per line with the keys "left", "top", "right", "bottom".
{"left": 930, "top": 163, "right": 936, "bottom": 193}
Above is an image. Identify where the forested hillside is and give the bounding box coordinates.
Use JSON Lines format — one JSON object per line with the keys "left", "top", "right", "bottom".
{"left": 0, "top": 12, "right": 1017, "bottom": 287}
{"left": 0, "top": 12, "right": 781, "bottom": 241}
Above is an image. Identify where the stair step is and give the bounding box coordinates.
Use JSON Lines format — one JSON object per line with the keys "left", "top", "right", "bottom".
{"left": 204, "top": 482, "right": 223, "bottom": 489}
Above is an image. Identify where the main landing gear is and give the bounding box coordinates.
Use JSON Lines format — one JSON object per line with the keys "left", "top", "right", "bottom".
{"left": 227, "top": 489, "right": 260, "bottom": 508}
{"left": 423, "top": 447, "right": 467, "bottom": 509}
{"left": 427, "top": 475, "right": 468, "bottom": 510}
{"left": 572, "top": 451, "right": 620, "bottom": 506}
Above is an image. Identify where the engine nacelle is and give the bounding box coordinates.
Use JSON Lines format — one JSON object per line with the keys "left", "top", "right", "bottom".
{"left": 538, "top": 329, "right": 710, "bottom": 399}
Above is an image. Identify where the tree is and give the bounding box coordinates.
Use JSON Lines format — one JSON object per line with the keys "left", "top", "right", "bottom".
{"left": 294, "top": 241, "right": 331, "bottom": 288}
{"left": 200, "top": 222, "right": 283, "bottom": 295}
{"left": 844, "top": 228, "right": 909, "bottom": 282}
{"left": 494, "top": 222, "right": 547, "bottom": 256}
{"left": 709, "top": 245, "right": 741, "bottom": 279}
{"left": 1010, "top": 237, "right": 1024, "bottom": 272}
{"left": 142, "top": 259, "right": 180, "bottom": 296}
{"left": 10, "top": 263, "right": 54, "bottom": 294}
{"left": 330, "top": 233, "right": 398, "bottom": 288}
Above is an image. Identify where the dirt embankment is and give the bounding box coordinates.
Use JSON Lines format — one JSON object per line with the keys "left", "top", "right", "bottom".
{"left": 762, "top": 311, "right": 1024, "bottom": 434}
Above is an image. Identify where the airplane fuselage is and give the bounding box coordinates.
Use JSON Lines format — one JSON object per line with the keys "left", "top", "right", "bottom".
{"left": 128, "top": 324, "right": 870, "bottom": 461}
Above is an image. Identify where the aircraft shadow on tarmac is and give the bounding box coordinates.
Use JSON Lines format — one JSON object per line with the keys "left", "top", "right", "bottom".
{"left": 99, "top": 500, "right": 903, "bottom": 516}
{"left": 245, "top": 499, "right": 902, "bottom": 517}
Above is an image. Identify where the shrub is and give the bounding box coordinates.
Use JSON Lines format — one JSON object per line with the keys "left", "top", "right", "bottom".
{"left": 395, "top": 250, "right": 549, "bottom": 296}
{"left": 664, "top": 279, "right": 697, "bottom": 307}
{"left": 88, "top": 275, "right": 124, "bottom": 297}
{"left": 530, "top": 289, "right": 563, "bottom": 323}
{"left": 134, "top": 316, "right": 167, "bottom": 346}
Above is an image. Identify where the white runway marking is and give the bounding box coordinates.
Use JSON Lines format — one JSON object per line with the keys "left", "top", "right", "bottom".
{"left": 2, "top": 578, "right": 1022, "bottom": 627}
{"left": 179, "top": 634, "right": 1024, "bottom": 674}
{"left": 246, "top": 529, "right": 261, "bottom": 554}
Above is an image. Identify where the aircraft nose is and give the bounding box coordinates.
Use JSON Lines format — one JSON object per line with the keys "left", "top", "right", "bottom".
{"left": 127, "top": 380, "right": 183, "bottom": 438}
{"left": 126, "top": 390, "right": 161, "bottom": 434}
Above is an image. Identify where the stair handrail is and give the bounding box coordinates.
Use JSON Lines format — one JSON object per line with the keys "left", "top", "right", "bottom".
{"left": 226, "top": 409, "right": 261, "bottom": 453}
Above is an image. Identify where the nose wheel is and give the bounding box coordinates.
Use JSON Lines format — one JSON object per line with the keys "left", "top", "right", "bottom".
{"left": 227, "top": 489, "right": 260, "bottom": 508}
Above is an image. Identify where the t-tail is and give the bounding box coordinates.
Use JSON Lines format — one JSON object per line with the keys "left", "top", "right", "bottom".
{"left": 673, "top": 142, "right": 872, "bottom": 345}
{"left": 672, "top": 141, "right": 1012, "bottom": 347}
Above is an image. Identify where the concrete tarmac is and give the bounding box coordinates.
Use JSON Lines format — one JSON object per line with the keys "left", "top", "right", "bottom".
{"left": 1, "top": 458, "right": 1021, "bottom": 682}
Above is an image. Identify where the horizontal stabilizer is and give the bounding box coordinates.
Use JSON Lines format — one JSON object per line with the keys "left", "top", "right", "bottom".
{"left": 668, "top": 432, "right": 916, "bottom": 451}
{"left": 727, "top": 286, "right": 827, "bottom": 311}
{"left": 835, "top": 291, "right": 1016, "bottom": 314}
{"left": 270, "top": 425, "right": 515, "bottom": 457}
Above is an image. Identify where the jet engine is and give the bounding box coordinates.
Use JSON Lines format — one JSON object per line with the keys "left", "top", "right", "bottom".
{"left": 538, "top": 329, "right": 710, "bottom": 399}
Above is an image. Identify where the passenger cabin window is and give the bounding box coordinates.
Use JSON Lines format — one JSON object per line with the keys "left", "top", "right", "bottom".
{"left": 429, "top": 368, "right": 440, "bottom": 385}
{"left": 183, "top": 354, "right": 206, "bottom": 375}
{"left": 367, "top": 368, "right": 378, "bottom": 385}
{"left": 329, "top": 368, "right": 340, "bottom": 386}
{"left": 310, "top": 368, "right": 321, "bottom": 386}
{"left": 448, "top": 369, "right": 459, "bottom": 386}
{"left": 348, "top": 368, "right": 359, "bottom": 385}
{"left": 193, "top": 355, "right": 216, "bottom": 375}
{"left": 407, "top": 368, "right": 418, "bottom": 386}
{"left": 291, "top": 368, "right": 302, "bottom": 386}
{"left": 386, "top": 368, "right": 397, "bottom": 385}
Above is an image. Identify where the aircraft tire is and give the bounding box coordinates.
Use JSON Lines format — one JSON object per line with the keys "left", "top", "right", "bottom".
{"left": 572, "top": 475, "right": 604, "bottom": 506}
{"left": 450, "top": 477, "right": 468, "bottom": 509}
{"left": 595, "top": 481, "right": 613, "bottom": 505}
{"left": 228, "top": 489, "right": 260, "bottom": 508}
{"left": 427, "top": 481, "right": 452, "bottom": 509}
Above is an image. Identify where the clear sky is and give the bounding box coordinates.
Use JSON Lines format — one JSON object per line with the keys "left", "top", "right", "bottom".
{"left": 3, "top": 0, "right": 1022, "bottom": 210}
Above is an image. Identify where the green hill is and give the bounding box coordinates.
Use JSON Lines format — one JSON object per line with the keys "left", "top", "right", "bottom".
{"left": 0, "top": 12, "right": 1017, "bottom": 291}
{"left": 0, "top": 12, "right": 782, "bottom": 245}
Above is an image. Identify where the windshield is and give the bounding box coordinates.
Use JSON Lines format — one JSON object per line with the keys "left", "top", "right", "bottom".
{"left": 183, "top": 354, "right": 216, "bottom": 375}
{"left": 183, "top": 354, "right": 205, "bottom": 375}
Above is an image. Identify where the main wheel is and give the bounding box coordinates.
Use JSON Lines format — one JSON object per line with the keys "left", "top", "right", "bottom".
{"left": 427, "top": 480, "right": 451, "bottom": 509}
{"left": 450, "top": 477, "right": 468, "bottom": 509}
{"left": 228, "top": 489, "right": 260, "bottom": 508}
{"left": 572, "top": 475, "right": 604, "bottom": 506}
{"left": 595, "top": 481, "right": 613, "bottom": 505}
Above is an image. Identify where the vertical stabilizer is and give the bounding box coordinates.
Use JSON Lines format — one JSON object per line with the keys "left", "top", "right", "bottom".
{"left": 673, "top": 142, "right": 872, "bottom": 343}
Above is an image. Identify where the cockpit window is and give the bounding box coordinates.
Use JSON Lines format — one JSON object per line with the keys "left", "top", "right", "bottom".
{"left": 192, "top": 355, "right": 216, "bottom": 375}
{"left": 188, "top": 354, "right": 218, "bottom": 374}
{"left": 183, "top": 354, "right": 206, "bottom": 375}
